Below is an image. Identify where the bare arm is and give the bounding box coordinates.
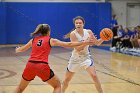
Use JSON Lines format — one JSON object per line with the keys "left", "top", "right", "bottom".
{"left": 15, "top": 39, "right": 32, "bottom": 53}
{"left": 95, "top": 38, "right": 104, "bottom": 46}
{"left": 88, "top": 30, "right": 104, "bottom": 46}
{"left": 113, "top": 25, "right": 119, "bottom": 28}
{"left": 50, "top": 38, "right": 90, "bottom": 48}
{"left": 70, "top": 32, "right": 88, "bottom": 51}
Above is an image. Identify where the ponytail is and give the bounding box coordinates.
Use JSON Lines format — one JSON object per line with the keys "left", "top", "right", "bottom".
{"left": 31, "top": 24, "right": 50, "bottom": 36}
{"left": 31, "top": 24, "right": 42, "bottom": 36}
{"left": 63, "top": 28, "right": 75, "bottom": 39}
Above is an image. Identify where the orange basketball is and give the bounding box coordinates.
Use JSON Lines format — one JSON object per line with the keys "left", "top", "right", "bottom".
{"left": 100, "top": 28, "right": 113, "bottom": 41}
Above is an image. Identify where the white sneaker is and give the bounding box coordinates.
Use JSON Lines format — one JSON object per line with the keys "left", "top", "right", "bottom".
{"left": 137, "top": 49, "right": 140, "bottom": 53}
{"left": 110, "top": 47, "right": 116, "bottom": 52}
{"left": 120, "top": 48, "right": 125, "bottom": 53}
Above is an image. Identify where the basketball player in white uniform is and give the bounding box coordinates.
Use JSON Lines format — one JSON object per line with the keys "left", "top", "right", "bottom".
{"left": 62, "top": 16, "right": 104, "bottom": 93}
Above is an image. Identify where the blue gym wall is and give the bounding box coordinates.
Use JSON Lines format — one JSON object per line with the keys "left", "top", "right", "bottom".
{"left": 0, "top": 2, "right": 111, "bottom": 44}
{"left": 0, "top": 3, "right": 6, "bottom": 44}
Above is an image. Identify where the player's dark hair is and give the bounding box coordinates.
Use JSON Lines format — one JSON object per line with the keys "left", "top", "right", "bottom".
{"left": 73, "top": 16, "right": 85, "bottom": 25}
{"left": 64, "top": 16, "right": 85, "bottom": 39}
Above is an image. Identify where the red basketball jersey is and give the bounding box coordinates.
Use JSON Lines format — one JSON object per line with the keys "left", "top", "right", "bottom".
{"left": 29, "top": 36, "right": 51, "bottom": 63}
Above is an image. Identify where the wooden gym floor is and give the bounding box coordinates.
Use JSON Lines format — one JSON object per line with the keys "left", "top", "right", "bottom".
{"left": 0, "top": 45, "right": 140, "bottom": 93}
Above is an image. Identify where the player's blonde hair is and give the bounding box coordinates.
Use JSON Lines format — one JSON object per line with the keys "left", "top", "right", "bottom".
{"left": 31, "top": 24, "right": 51, "bottom": 36}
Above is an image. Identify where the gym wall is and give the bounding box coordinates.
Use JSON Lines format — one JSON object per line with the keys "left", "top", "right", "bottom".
{"left": 0, "top": 1, "right": 111, "bottom": 44}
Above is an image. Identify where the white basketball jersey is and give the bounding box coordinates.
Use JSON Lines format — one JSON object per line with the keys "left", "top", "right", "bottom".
{"left": 70, "top": 29, "right": 91, "bottom": 63}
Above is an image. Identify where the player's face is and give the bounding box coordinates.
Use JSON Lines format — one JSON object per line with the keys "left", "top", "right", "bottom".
{"left": 74, "top": 19, "right": 84, "bottom": 29}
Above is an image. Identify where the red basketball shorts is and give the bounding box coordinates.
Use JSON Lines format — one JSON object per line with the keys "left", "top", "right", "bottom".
{"left": 22, "top": 61, "right": 54, "bottom": 82}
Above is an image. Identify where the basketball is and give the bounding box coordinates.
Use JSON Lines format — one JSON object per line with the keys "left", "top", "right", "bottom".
{"left": 100, "top": 28, "right": 113, "bottom": 41}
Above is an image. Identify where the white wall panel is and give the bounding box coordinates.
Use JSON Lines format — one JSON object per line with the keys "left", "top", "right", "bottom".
{"left": 108, "top": 0, "right": 140, "bottom": 27}
{"left": 127, "top": 5, "right": 140, "bottom": 27}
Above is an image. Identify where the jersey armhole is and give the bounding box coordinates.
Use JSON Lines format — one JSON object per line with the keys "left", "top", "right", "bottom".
{"left": 32, "top": 37, "right": 35, "bottom": 44}
{"left": 48, "top": 37, "right": 52, "bottom": 48}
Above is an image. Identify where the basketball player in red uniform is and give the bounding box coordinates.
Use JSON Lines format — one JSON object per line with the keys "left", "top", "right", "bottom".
{"left": 12, "top": 24, "right": 96, "bottom": 93}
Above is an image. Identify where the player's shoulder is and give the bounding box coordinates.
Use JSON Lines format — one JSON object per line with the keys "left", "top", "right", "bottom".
{"left": 84, "top": 29, "right": 93, "bottom": 33}
{"left": 50, "top": 38, "right": 58, "bottom": 42}
{"left": 70, "top": 29, "right": 76, "bottom": 35}
{"left": 49, "top": 38, "right": 60, "bottom": 46}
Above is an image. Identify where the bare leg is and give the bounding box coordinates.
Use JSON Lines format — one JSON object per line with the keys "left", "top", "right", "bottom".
{"left": 133, "top": 39, "right": 139, "bottom": 48}
{"left": 62, "top": 71, "right": 75, "bottom": 93}
{"left": 138, "top": 39, "right": 140, "bottom": 47}
{"left": 86, "top": 66, "right": 103, "bottom": 93}
{"left": 47, "top": 75, "right": 61, "bottom": 93}
{"left": 130, "top": 39, "right": 135, "bottom": 48}
{"left": 12, "top": 78, "right": 30, "bottom": 93}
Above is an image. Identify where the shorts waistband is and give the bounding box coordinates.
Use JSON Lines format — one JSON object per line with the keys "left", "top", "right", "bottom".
{"left": 29, "top": 60, "right": 48, "bottom": 64}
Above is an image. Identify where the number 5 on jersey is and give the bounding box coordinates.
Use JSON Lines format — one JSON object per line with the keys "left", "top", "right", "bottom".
{"left": 37, "top": 40, "right": 43, "bottom": 46}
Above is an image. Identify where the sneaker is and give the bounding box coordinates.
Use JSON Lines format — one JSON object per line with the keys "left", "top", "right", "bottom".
{"left": 110, "top": 47, "right": 116, "bottom": 52}
{"left": 120, "top": 48, "right": 125, "bottom": 53}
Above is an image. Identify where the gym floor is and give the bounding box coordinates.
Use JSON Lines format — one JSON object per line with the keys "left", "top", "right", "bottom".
{"left": 0, "top": 45, "right": 140, "bottom": 93}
